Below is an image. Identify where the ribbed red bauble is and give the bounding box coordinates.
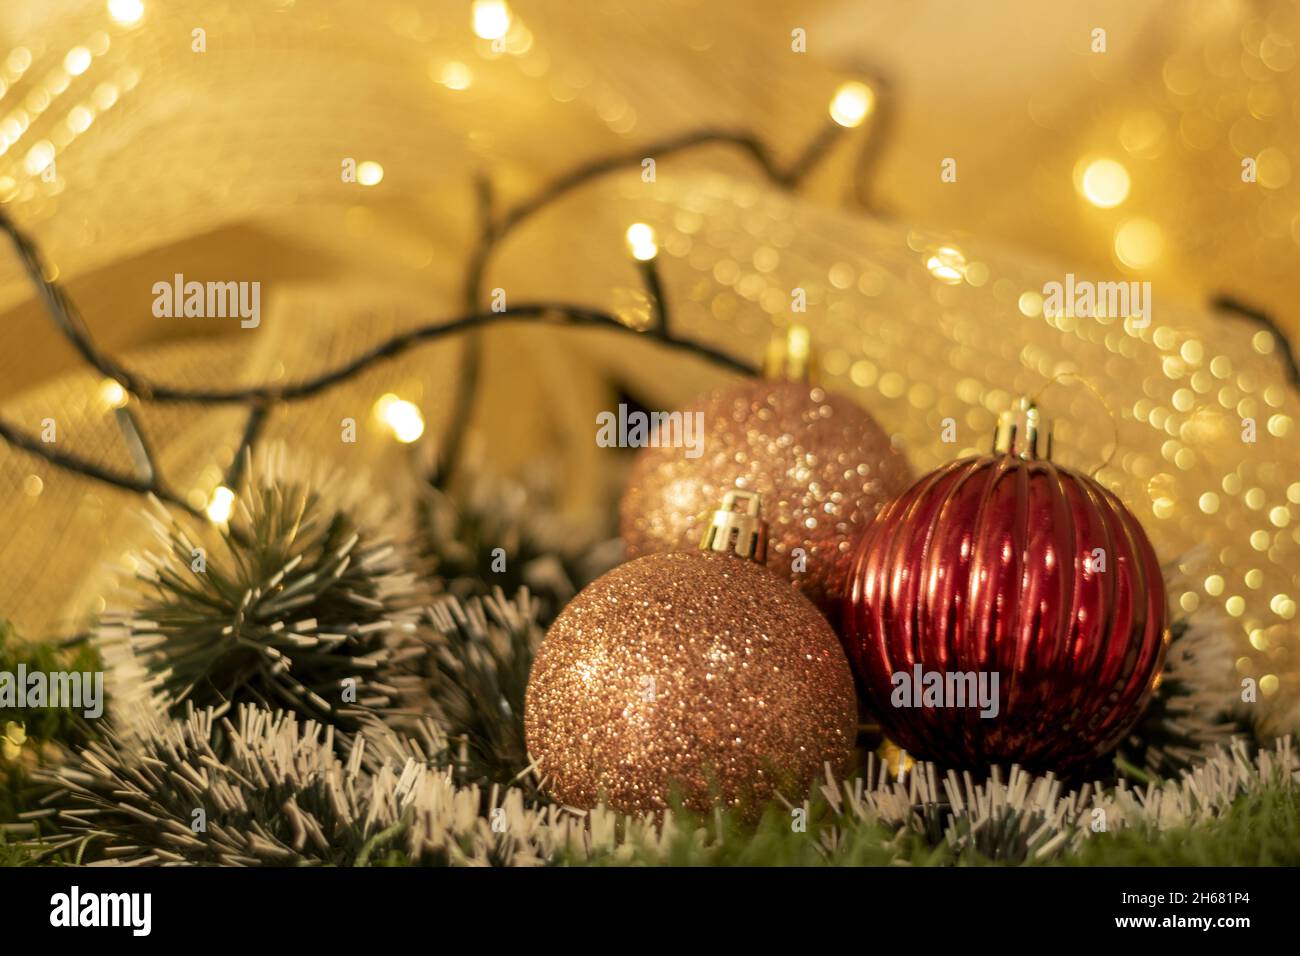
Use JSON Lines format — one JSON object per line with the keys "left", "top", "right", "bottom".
{"left": 839, "top": 399, "right": 1169, "bottom": 773}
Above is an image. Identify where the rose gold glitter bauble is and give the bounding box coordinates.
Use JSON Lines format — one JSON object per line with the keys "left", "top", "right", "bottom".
{"left": 523, "top": 550, "right": 857, "bottom": 814}
{"left": 619, "top": 380, "right": 911, "bottom": 613}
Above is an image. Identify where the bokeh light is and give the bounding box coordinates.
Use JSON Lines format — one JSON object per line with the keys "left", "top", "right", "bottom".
{"left": 1077, "top": 157, "right": 1131, "bottom": 208}
{"left": 472, "top": 0, "right": 511, "bottom": 41}
{"left": 205, "top": 485, "right": 235, "bottom": 524}
{"left": 829, "top": 81, "right": 874, "bottom": 128}
{"left": 1113, "top": 217, "right": 1164, "bottom": 269}
{"left": 97, "top": 379, "right": 128, "bottom": 409}
{"left": 625, "top": 222, "right": 659, "bottom": 261}
{"left": 436, "top": 61, "right": 473, "bottom": 90}
{"left": 374, "top": 393, "right": 425, "bottom": 443}
{"left": 107, "top": 0, "right": 144, "bottom": 26}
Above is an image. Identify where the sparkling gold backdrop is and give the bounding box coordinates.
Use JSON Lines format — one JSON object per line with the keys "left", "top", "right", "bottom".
{"left": 0, "top": 1, "right": 1297, "bottom": 732}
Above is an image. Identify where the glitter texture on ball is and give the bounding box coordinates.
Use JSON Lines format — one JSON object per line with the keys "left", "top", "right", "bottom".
{"left": 619, "top": 379, "right": 912, "bottom": 613}
{"left": 524, "top": 549, "right": 857, "bottom": 814}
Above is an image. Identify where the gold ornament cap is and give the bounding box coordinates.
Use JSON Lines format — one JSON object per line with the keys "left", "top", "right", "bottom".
{"left": 700, "top": 489, "right": 768, "bottom": 562}
{"left": 762, "top": 324, "right": 817, "bottom": 384}
{"left": 993, "top": 397, "right": 1053, "bottom": 460}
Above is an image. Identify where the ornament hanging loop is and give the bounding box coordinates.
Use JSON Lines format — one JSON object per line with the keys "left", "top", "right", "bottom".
{"left": 700, "top": 489, "right": 768, "bottom": 562}
{"left": 1028, "top": 371, "right": 1120, "bottom": 476}
{"left": 762, "top": 324, "right": 817, "bottom": 384}
{"left": 992, "top": 397, "right": 1052, "bottom": 460}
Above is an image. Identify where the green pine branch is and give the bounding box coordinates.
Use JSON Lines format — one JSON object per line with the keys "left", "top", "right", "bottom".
{"left": 95, "top": 461, "right": 431, "bottom": 736}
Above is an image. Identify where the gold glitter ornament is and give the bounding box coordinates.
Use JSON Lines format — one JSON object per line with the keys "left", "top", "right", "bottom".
{"left": 525, "top": 491, "right": 857, "bottom": 814}
{"left": 620, "top": 330, "right": 912, "bottom": 613}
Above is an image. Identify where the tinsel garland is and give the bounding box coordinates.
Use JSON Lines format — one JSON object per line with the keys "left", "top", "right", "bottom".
{"left": 420, "top": 590, "right": 540, "bottom": 788}
{"left": 21, "top": 703, "right": 1297, "bottom": 867}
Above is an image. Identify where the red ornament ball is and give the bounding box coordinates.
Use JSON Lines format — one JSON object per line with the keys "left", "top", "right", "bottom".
{"left": 838, "top": 403, "right": 1170, "bottom": 773}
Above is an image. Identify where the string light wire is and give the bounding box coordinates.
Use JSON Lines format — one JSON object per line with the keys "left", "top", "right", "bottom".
{"left": 0, "top": 102, "right": 869, "bottom": 508}
{"left": 0, "top": 87, "right": 1291, "bottom": 514}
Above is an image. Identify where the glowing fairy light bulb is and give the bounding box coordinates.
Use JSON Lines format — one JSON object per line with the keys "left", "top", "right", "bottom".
{"left": 472, "top": 0, "right": 511, "bottom": 41}
{"left": 374, "top": 393, "right": 425, "bottom": 443}
{"left": 97, "top": 378, "right": 129, "bottom": 409}
{"left": 1076, "top": 157, "right": 1131, "bottom": 208}
{"left": 206, "top": 485, "right": 235, "bottom": 524}
{"left": 357, "top": 160, "right": 384, "bottom": 186}
{"left": 107, "top": 0, "right": 145, "bottom": 26}
{"left": 828, "top": 81, "right": 874, "bottom": 128}
{"left": 625, "top": 222, "right": 658, "bottom": 261}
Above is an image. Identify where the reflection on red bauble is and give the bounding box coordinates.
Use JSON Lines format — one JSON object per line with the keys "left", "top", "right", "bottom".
{"left": 839, "top": 400, "right": 1169, "bottom": 773}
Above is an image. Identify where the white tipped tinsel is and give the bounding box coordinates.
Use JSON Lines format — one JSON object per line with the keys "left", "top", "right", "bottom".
{"left": 806, "top": 735, "right": 1296, "bottom": 864}
{"left": 26, "top": 699, "right": 1297, "bottom": 867}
